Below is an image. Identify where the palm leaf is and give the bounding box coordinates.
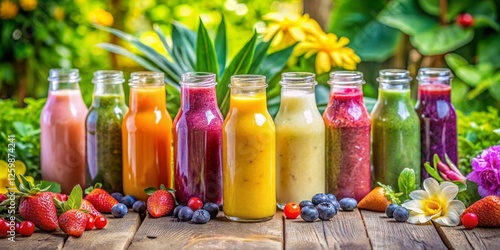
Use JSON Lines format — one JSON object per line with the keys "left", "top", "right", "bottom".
{"left": 196, "top": 19, "right": 219, "bottom": 77}
{"left": 214, "top": 15, "right": 227, "bottom": 76}
{"left": 172, "top": 22, "right": 196, "bottom": 70}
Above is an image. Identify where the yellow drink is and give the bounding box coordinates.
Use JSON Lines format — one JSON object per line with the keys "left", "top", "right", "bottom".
{"left": 223, "top": 75, "right": 276, "bottom": 221}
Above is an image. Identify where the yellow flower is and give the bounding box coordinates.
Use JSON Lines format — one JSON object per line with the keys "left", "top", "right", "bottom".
{"left": 0, "top": 0, "right": 18, "bottom": 20}
{"left": 295, "top": 32, "right": 361, "bottom": 74}
{"left": 0, "top": 160, "right": 34, "bottom": 194}
{"left": 88, "top": 8, "right": 114, "bottom": 27}
{"left": 20, "top": 0, "right": 37, "bottom": 11}
{"left": 402, "top": 178, "right": 465, "bottom": 226}
{"left": 263, "top": 12, "right": 323, "bottom": 51}
{"left": 53, "top": 6, "right": 65, "bottom": 21}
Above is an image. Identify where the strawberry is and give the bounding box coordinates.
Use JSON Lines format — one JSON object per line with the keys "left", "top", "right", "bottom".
{"left": 48, "top": 192, "right": 68, "bottom": 202}
{"left": 84, "top": 183, "right": 118, "bottom": 213}
{"left": 357, "top": 187, "right": 392, "bottom": 212}
{"left": 0, "top": 194, "right": 7, "bottom": 203}
{"left": 55, "top": 185, "right": 88, "bottom": 237}
{"left": 17, "top": 175, "right": 59, "bottom": 231}
{"left": 462, "top": 195, "right": 500, "bottom": 227}
{"left": 80, "top": 199, "right": 102, "bottom": 218}
{"left": 145, "top": 185, "right": 175, "bottom": 218}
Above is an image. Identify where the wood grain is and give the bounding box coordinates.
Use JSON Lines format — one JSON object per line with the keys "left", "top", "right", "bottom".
{"left": 63, "top": 211, "right": 142, "bottom": 250}
{"left": 361, "top": 210, "right": 448, "bottom": 249}
{"left": 129, "top": 211, "right": 283, "bottom": 250}
{"left": 2, "top": 229, "right": 66, "bottom": 250}
{"left": 435, "top": 223, "right": 500, "bottom": 250}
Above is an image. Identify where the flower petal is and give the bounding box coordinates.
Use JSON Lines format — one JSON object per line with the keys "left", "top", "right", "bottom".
{"left": 409, "top": 190, "right": 429, "bottom": 201}
{"left": 407, "top": 211, "right": 421, "bottom": 224}
{"left": 263, "top": 13, "right": 284, "bottom": 22}
{"left": 433, "top": 209, "right": 460, "bottom": 226}
{"left": 288, "top": 26, "right": 306, "bottom": 42}
{"left": 316, "top": 51, "right": 330, "bottom": 75}
{"left": 439, "top": 182, "right": 459, "bottom": 203}
{"left": 402, "top": 200, "right": 425, "bottom": 213}
{"left": 423, "top": 178, "right": 440, "bottom": 197}
{"left": 448, "top": 200, "right": 466, "bottom": 215}
{"left": 0, "top": 160, "right": 7, "bottom": 179}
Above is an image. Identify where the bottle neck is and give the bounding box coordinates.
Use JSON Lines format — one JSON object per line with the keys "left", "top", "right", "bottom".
{"left": 378, "top": 83, "right": 412, "bottom": 104}
{"left": 418, "top": 83, "right": 451, "bottom": 103}
{"left": 49, "top": 81, "right": 81, "bottom": 92}
{"left": 329, "top": 85, "right": 364, "bottom": 103}
{"left": 129, "top": 86, "right": 167, "bottom": 111}
{"left": 180, "top": 85, "right": 218, "bottom": 111}
{"left": 279, "top": 86, "right": 317, "bottom": 111}
{"left": 92, "top": 83, "right": 125, "bottom": 107}
{"left": 229, "top": 87, "right": 267, "bottom": 111}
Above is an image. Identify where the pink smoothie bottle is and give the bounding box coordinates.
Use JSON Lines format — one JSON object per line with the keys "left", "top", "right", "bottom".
{"left": 323, "top": 71, "right": 371, "bottom": 201}
{"left": 173, "top": 72, "right": 223, "bottom": 206}
{"left": 40, "top": 69, "right": 88, "bottom": 194}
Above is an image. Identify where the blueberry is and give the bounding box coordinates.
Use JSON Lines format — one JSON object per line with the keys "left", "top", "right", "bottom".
{"left": 191, "top": 209, "right": 211, "bottom": 224}
{"left": 202, "top": 202, "right": 219, "bottom": 219}
{"left": 393, "top": 207, "right": 409, "bottom": 222}
{"left": 111, "top": 203, "right": 128, "bottom": 218}
{"left": 173, "top": 205, "right": 184, "bottom": 218}
{"left": 339, "top": 198, "right": 357, "bottom": 211}
{"left": 178, "top": 206, "right": 194, "bottom": 221}
{"left": 120, "top": 195, "right": 136, "bottom": 208}
{"left": 300, "top": 206, "right": 319, "bottom": 222}
{"left": 316, "top": 202, "right": 336, "bottom": 221}
{"left": 311, "top": 193, "right": 329, "bottom": 205}
{"left": 299, "top": 200, "right": 314, "bottom": 208}
{"left": 111, "top": 192, "right": 123, "bottom": 202}
{"left": 330, "top": 200, "right": 341, "bottom": 211}
{"left": 385, "top": 204, "right": 400, "bottom": 218}
{"left": 326, "top": 194, "right": 337, "bottom": 203}
{"left": 132, "top": 200, "right": 147, "bottom": 213}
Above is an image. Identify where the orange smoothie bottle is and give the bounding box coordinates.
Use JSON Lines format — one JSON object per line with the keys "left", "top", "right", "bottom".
{"left": 122, "top": 72, "right": 172, "bottom": 201}
{"left": 223, "top": 75, "right": 276, "bottom": 222}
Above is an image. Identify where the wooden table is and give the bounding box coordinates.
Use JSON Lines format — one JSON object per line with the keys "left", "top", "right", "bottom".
{"left": 3, "top": 210, "right": 500, "bottom": 249}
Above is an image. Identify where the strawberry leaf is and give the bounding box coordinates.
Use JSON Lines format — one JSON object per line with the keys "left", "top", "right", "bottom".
{"left": 398, "top": 168, "right": 416, "bottom": 202}
{"left": 94, "top": 183, "right": 102, "bottom": 189}
{"left": 67, "top": 185, "right": 83, "bottom": 210}
{"left": 39, "top": 181, "right": 60, "bottom": 193}
{"left": 160, "top": 184, "right": 166, "bottom": 190}
{"left": 378, "top": 182, "right": 402, "bottom": 205}
{"left": 84, "top": 186, "right": 94, "bottom": 194}
{"left": 144, "top": 187, "right": 157, "bottom": 196}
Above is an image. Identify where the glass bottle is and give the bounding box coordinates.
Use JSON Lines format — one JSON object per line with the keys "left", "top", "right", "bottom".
{"left": 323, "top": 71, "right": 371, "bottom": 202}
{"left": 415, "top": 68, "right": 457, "bottom": 180}
{"left": 372, "top": 69, "right": 421, "bottom": 188}
{"left": 86, "top": 70, "right": 128, "bottom": 193}
{"left": 122, "top": 71, "right": 173, "bottom": 201}
{"left": 174, "top": 72, "right": 223, "bottom": 206}
{"left": 41, "top": 68, "right": 88, "bottom": 194}
{"left": 275, "top": 72, "right": 325, "bottom": 206}
{"left": 223, "top": 75, "right": 276, "bottom": 222}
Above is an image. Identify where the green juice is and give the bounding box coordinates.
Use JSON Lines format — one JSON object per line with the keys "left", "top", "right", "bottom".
{"left": 371, "top": 88, "right": 421, "bottom": 188}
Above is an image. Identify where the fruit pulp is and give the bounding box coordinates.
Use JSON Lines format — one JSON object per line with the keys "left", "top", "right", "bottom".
{"left": 275, "top": 90, "right": 325, "bottom": 204}
{"left": 122, "top": 86, "right": 172, "bottom": 201}
{"left": 415, "top": 83, "right": 457, "bottom": 179}
{"left": 371, "top": 88, "right": 421, "bottom": 188}
{"left": 41, "top": 89, "right": 88, "bottom": 194}
{"left": 174, "top": 86, "right": 223, "bottom": 206}
{"left": 223, "top": 92, "right": 276, "bottom": 221}
{"left": 323, "top": 88, "right": 371, "bottom": 202}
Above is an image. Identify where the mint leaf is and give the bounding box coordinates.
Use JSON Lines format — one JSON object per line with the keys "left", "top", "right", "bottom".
{"left": 67, "top": 185, "right": 82, "bottom": 209}
{"left": 398, "top": 168, "right": 416, "bottom": 202}
{"left": 39, "top": 181, "right": 60, "bottom": 193}
{"left": 144, "top": 187, "right": 157, "bottom": 195}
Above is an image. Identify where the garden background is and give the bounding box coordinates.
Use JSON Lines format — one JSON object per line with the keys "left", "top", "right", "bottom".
{"left": 0, "top": 0, "right": 499, "bottom": 185}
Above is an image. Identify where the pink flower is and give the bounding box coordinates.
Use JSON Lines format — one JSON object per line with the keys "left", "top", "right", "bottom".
{"left": 467, "top": 145, "right": 500, "bottom": 197}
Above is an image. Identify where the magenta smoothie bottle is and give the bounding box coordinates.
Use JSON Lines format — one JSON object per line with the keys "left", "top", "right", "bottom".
{"left": 40, "top": 69, "right": 88, "bottom": 194}
{"left": 173, "top": 72, "right": 223, "bottom": 206}
{"left": 324, "top": 71, "right": 371, "bottom": 201}
{"left": 415, "top": 68, "right": 457, "bottom": 180}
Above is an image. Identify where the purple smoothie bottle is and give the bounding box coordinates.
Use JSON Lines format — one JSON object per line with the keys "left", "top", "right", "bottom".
{"left": 173, "top": 72, "right": 223, "bottom": 206}
{"left": 415, "top": 68, "right": 457, "bottom": 180}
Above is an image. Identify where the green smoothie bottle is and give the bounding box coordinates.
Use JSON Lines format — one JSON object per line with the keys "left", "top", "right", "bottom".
{"left": 371, "top": 69, "right": 420, "bottom": 188}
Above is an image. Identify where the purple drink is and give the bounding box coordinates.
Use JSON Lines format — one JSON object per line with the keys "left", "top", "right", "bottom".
{"left": 174, "top": 73, "right": 223, "bottom": 206}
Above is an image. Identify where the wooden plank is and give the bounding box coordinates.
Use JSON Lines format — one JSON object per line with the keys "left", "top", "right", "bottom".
{"left": 63, "top": 211, "right": 142, "bottom": 250}
{"left": 130, "top": 211, "right": 283, "bottom": 249}
{"left": 284, "top": 209, "right": 371, "bottom": 249}
{"left": 2, "top": 229, "right": 66, "bottom": 250}
{"left": 435, "top": 223, "right": 500, "bottom": 250}
{"left": 361, "top": 210, "right": 448, "bottom": 249}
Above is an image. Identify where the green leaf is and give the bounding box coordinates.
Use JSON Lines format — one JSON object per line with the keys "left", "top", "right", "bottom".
{"left": 377, "top": 182, "right": 402, "bottom": 205}
{"left": 477, "top": 34, "right": 500, "bottom": 65}
{"left": 195, "top": 19, "right": 219, "bottom": 77}
{"left": 398, "top": 168, "right": 416, "bottom": 201}
{"left": 67, "top": 185, "right": 82, "bottom": 210}
{"left": 13, "top": 122, "right": 27, "bottom": 137}
{"left": 153, "top": 24, "right": 173, "bottom": 56}
{"left": 410, "top": 25, "right": 474, "bottom": 55}
{"left": 467, "top": 77, "right": 493, "bottom": 99}
{"left": 218, "top": 32, "right": 258, "bottom": 115}
{"left": 256, "top": 43, "right": 297, "bottom": 81}
{"left": 144, "top": 187, "right": 157, "bottom": 196}
{"left": 215, "top": 15, "right": 227, "bottom": 76}
{"left": 160, "top": 184, "right": 166, "bottom": 190}
{"left": 424, "top": 159, "right": 444, "bottom": 182}
{"left": 378, "top": 0, "right": 437, "bottom": 36}
{"left": 444, "top": 53, "right": 469, "bottom": 71}
{"left": 249, "top": 40, "right": 272, "bottom": 74}
{"left": 172, "top": 21, "right": 196, "bottom": 70}
{"left": 488, "top": 72, "right": 500, "bottom": 101}
{"left": 453, "top": 181, "right": 467, "bottom": 193}
{"left": 454, "top": 65, "right": 483, "bottom": 87}
{"left": 39, "top": 181, "right": 61, "bottom": 193}
{"left": 419, "top": 0, "right": 474, "bottom": 21}
{"left": 469, "top": 0, "right": 500, "bottom": 31}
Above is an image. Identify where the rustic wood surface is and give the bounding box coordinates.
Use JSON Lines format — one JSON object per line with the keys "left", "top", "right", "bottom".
{"left": 2, "top": 209, "right": 500, "bottom": 249}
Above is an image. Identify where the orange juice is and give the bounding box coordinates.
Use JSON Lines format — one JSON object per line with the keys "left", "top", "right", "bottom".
{"left": 122, "top": 72, "right": 172, "bottom": 201}
{"left": 223, "top": 75, "right": 276, "bottom": 222}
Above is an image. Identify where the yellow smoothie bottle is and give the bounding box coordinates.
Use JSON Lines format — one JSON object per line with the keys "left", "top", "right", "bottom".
{"left": 223, "top": 75, "right": 276, "bottom": 222}
{"left": 275, "top": 73, "right": 325, "bottom": 206}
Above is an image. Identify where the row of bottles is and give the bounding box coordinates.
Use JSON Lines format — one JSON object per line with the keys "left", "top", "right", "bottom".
{"left": 39, "top": 68, "right": 457, "bottom": 222}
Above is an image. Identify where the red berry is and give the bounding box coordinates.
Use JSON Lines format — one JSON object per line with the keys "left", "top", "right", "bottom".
{"left": 94, "top": 216, "right": 107, "bottom": 229}
{"left": 0, "top": 219, "right": 11, "bottom": 237}
{"left": 462, "top": 213, "right": 479, "bottom": 229}
{"left": 187, "top": 197, "right": 203, "bottom": 211}
{"left": 19, "top": 221, "right": 35, "bottom": 237}
{"left": 284, "top": 202, "right": 300, "bottom": 219}
{"left": 15, "top": 221, "right": 21, "bottom": 234}
{"left": 456, "top": 13, "right": 474, "bottom": 27}
{"left": 85, "top": 215, "right": 95, "bottom": 231}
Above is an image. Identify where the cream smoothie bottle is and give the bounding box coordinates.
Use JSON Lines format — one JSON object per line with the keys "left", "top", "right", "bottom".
{"left": 223, "top": 75, "right": 276, "bottom": 222}
{"left": 41, "top": 69, "right": 88, "bottom": 194}
{"left": 275, "top": 72, "right": 325, "bottom": 206}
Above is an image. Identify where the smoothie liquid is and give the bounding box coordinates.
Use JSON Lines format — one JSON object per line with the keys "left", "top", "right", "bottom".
{"left": 223, "top": 75, "right": 276, "bottom": 221}
{"left": 324, "top": 72, "right": 371, "bottom": 201}
{"left": 41, "top": 69, "right": 88, "bottom": 194}
{"left": 275, "top": 73, "right": 325, "bottom": 204}
{"left": 123, "top": 72, "right": 172, "bottom": 201}
{"left": 174, "top": 73, "right": 223, "bottom": 206}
